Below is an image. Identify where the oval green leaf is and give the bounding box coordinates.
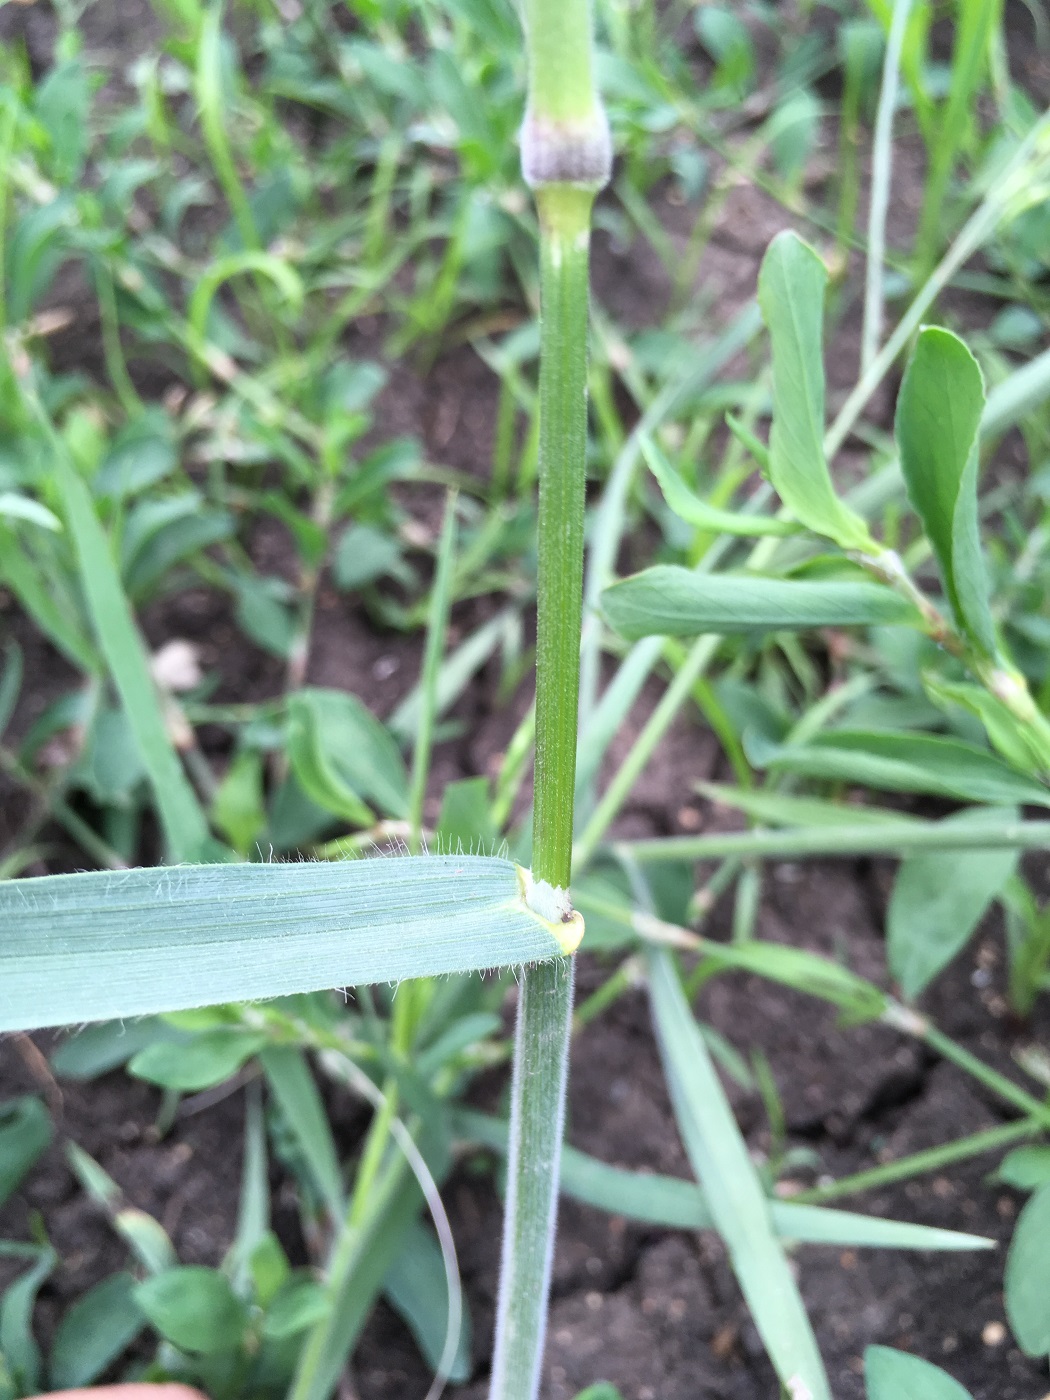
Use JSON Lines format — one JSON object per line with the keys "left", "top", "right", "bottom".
{"left": 895, "top": 327, "right": 994, "bottom": 654}
{"left": 136, "top": 1266, "right": 249, "bottom": 1355}
{"left": 1006, "top": 1182, "right": 1050, "bottom": 1356}
{"left": 865, "top": 1345, "right": 973, "bottom": 1400}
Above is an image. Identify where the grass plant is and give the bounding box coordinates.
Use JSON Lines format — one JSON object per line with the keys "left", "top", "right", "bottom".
{"left": 2, "top": 0, "right": 1050, "bottom": 1397}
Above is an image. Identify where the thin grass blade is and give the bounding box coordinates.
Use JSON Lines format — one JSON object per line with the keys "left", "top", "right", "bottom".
{"left": 647, "top": 946, "right": 831, "bottom": 1399}
{"left": 53, "top": 452, "right": 212, "bottom": 862}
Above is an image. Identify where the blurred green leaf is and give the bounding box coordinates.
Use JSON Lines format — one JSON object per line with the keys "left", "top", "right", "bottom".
{"left": 212, "top": 749, "right": 267, "bottom": 854}
{"left": 766, "top": 88, "right": 821, "bottom": 183}
{"left": 234, "top": 575, "right": 297, "bottom": 658}
{"left": 997, "top": 1146, "right": 1050, "bottom": 1192}
{"left": 50, "top": 1272, "right": 145, "bottom": 1388}
{"left": 0, "top": 1097, "right": 52, "bottom": 1208}
{"left": 264, "top": 1280, "right": 329, "bottom": 1340}
{"left": 896, "top": 327, "right": 994, "bottom": 654}
{"left": 261, "top": 1045, "right": 344, "bottom": 1219}
{"left": 0, "top": 1246, "right": 55, "bottom": 1394}
{"left": 384, "top": 1221, "right": 471, "bottom": 1382}
{"left": 888, "top": 807, "right": 1020, "bottom": 997}
{"left": 694, "top": 6, "right": 755, "bottom": 98}
{"left": 333, "top": 523, "right": 403, "bottom": 591}
{"left": 602, "top": 567, "right": 912, "bottom": 640}
{"left": 0, "top": 494, "right": 61, "bottom": 531}
{"left": 865, "top": 1346, "right": 973, "bottom": 1400}
{"left": 748, "top": 728, "right": 1050, "bottom": 807}
{"left": 95, "top": 411, "right": 178, "bottom": 499}
{"left": 51, "top": 1019, "right": 184, "bottom": 1080}
{"left": 136, "top": 1266, "right": 249, "bottom": 1355}
{"left": 1006, "top": 1182, "right": 1050, "bottom": 1356}
{"left": 55, "top": 451, "right": 213, "bottom": 861}
{"left": 287, "top": 687, "right": 410, "bottom": 824}
{"left": 129, "top": 1029, "right": 267, "bottom": 1091}
{"left": 758, "top": 232, "right": 875, "bottom": 552}
{"left": 437, "top": 777, "right": 497, "bottom": 853}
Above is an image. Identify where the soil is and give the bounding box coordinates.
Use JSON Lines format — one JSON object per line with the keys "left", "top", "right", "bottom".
{"left": 3, "top": 1, "right": 1050, "bottom": 1397}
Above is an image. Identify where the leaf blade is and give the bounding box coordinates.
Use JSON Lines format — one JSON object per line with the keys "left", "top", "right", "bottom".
{"left": 895, "top": 326, "right": 994, "bottom": 652}
{"left": 0, "top": 855, "right": 579, "bottom": 1031}
{"left": 647, "top": 947, "right": 831, "bottom": 1399}
{"left": 602, "top": 568, "right": 913, "bottom": 640}
{"left": 758, "top": 232, "right": 874, "bottom": 552}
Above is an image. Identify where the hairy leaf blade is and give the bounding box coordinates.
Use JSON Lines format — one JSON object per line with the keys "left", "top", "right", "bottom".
{"left": 602, "top": 567, "right": 912, "bottom": 640}
{"left": 0, "top": 855, "right": 578, "bottom": 1031}
{"left": 757, "top": 232, "right": 874, "bottom": 552}
{"left": 895, "top": 327, "right": 994, "bottom": 653}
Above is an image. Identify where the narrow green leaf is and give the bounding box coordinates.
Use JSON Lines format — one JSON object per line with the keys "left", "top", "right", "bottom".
{"left": 0, "top": 855, "right": 582, "bottom": 1031}
{"left": 896, "top": 326, "right": 994, "bottom": 652}
{"left": 455, "top": 1110, "right": 992, "bottom": 1251}
{"left": 757, "top": 232, "right": 875, "bottom": 552}
{"left": 54, "top": 454, "right": 211, "bottom": 861}
{"left": 647, "top": 948, "right": 831, "bottom": 1399}
{"left": 888, "top": 807, "right": 1020, "bottom": 997}
{"left": 384, "top": 1221, "right": 472, "bottom": 1383}
{"left": 640, "top": 435, "right": 793, "bottom": 537}
{"left": 136, "top": 1266, "right": 249, "bottom": 1355}
{"left": 260, "top": 1045, "right": 345, "bottom": 1219}
{"left": 50, "top": 1273, "right": 144, "bottom": 1388}
{"left": 0, "top": 523, "right": 97, "bottom": 674}
{"left": 0, "top": 1246, "right": 55, "bottom": 1394}
{"left": 1005, "top": 1182, "right": 1050, "bottom": 1356}
{"left": 0, "top": 642, "right": 23, "bottom": 742}
{"left": 749, "top": 728, "right": 1050, "bottom": 807}
{"left": 0, "top": 1097, "right": 52, "bottom": 1208}
{"left": 923, "top": 673, "right": 1050, "bottom": 775}
{"left": 701, "top": 783, "right": 918, "bottom": 829}
{"left": 65, "top": 1144, "right": 177, "bottom": 1275}
{"left": 0, "top": 494, "right": 61, "bottom": 531}
{"left": 602, "top": 567, "right": 912, "bottom": 640}
{"left": 865, "top": 1346, "right": 973, "bottom": 1400}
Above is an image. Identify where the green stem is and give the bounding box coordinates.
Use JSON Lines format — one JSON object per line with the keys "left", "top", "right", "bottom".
{"left": 884, "top": 1003, "right": 1050, "bottom": 1129}
{"left": 488, "top": 185, "right": 601, "bottom": 1400}
{"left": 616, "top": 816, "right": 1050, "bottom": 866}
{"left": 792, "top": 1118, "right": 1042, "bottom": 1206}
